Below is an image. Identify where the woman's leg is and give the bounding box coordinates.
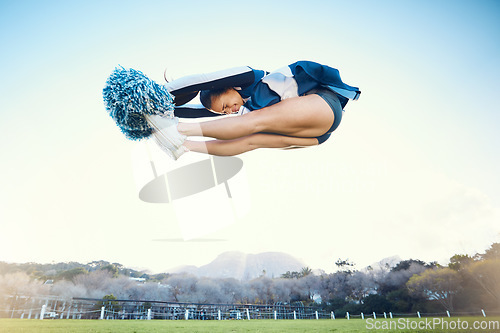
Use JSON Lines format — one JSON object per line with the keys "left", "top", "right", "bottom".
{"left": 184, "top": 133, "right": 318, "bottom": 156}
{"left": 177, "top": 94, "right": 334, "bottom": 140}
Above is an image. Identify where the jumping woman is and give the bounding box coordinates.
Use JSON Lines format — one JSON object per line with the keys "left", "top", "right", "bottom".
{"left": 103, "top": 61, "right": 360, "bottom": 160}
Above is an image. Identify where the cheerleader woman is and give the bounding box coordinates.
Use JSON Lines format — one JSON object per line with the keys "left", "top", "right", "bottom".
{"left": 104, "top": 61, "right": 360, "bottom": 159}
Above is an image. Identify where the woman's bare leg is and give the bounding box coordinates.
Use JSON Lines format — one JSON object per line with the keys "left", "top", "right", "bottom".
{"left": 184, "top": 133, "right": 318, "bottom": 156}
{"left": 178, "top": 94, "right": 334, "bottom": 140}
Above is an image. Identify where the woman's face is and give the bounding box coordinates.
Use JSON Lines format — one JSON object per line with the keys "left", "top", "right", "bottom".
{"left": 211, "top": 89, "right": 244, "bottom": 114}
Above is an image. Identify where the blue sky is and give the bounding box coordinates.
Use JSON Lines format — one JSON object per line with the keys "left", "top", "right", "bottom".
{"left": 0, "top": 0, "right": 499, "bottom": 273}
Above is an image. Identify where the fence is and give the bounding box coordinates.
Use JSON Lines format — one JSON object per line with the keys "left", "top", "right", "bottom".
{"left": 1, "top": 295, "right": 498, "bottom": 321}
{"left": 344, "top": 309, "right": 498, "bottom": 320}
{"left": 0, "top": 296, "right": 328, "bottom": 320}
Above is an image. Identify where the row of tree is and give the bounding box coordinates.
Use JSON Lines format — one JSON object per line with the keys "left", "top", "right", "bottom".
{"left": 1, "top": 243, "right": 499, "bottom": 316}
{"left": 0, "top": 260, "right": 166, "bottom": 282}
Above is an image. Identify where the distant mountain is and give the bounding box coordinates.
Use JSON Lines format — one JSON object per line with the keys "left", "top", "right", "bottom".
{"left": 167, "top": 251, "right": 305, "bottom": 280}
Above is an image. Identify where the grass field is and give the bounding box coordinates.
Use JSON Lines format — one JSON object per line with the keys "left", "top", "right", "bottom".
{"left": 1, "top": 317, "right": 499, "bottom": 333}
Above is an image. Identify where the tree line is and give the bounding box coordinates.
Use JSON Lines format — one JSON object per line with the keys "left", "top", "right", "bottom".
{"left": 0, "top": 243, "right": 499, "bottom": 316}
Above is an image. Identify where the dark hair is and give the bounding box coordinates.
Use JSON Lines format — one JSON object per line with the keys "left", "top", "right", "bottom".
{"left": 200, "top": 87, "right": 233, "bottom": 110}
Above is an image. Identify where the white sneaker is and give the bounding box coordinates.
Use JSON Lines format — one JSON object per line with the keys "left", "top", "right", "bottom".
{"left": 146, "top": 115, "right": 187, "bottom": 160}
{"left": 152, "top": 135, "right": 188, "bottom": 160}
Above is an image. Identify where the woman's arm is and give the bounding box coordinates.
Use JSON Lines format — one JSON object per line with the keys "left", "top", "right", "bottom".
{"left": 166, "top": 66, "right": 260, "bottom": 105}
{"left": 173, "top": 105, "right": 222, "bottom": 118}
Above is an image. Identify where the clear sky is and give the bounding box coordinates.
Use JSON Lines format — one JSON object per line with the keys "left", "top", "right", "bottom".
{"left": 0, "top": 0, "right": 499, "bottom": 273}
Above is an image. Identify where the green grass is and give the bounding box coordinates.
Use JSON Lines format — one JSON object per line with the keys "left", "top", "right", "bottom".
{"left": 0, "top": 317, "right": 499, "bottom": 333}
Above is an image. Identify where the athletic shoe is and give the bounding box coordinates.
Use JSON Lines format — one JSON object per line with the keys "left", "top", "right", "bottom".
{"left": 152, "top": 135, "right": 188, "bottom": 160}
{"left": 146, "top": 115, "right": 187, "bottom": 160}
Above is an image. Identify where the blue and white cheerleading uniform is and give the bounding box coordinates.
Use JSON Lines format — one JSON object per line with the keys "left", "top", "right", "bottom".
{"left": 166, "top": 61, "right": 360, "bottom": 143}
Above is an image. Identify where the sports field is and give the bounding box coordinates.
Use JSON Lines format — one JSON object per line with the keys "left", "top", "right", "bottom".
{"left": 1, "top": 317, "right": 499, "bottom": 333}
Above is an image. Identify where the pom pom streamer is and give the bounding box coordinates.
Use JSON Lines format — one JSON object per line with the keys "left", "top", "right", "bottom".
{"left": 103, "top": 66, "right": 175, "bottom": 140}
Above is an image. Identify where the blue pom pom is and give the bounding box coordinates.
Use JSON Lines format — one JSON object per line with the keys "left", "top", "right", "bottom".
{"left": 103, "top": 66, "right": 175, "bottom": 140}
